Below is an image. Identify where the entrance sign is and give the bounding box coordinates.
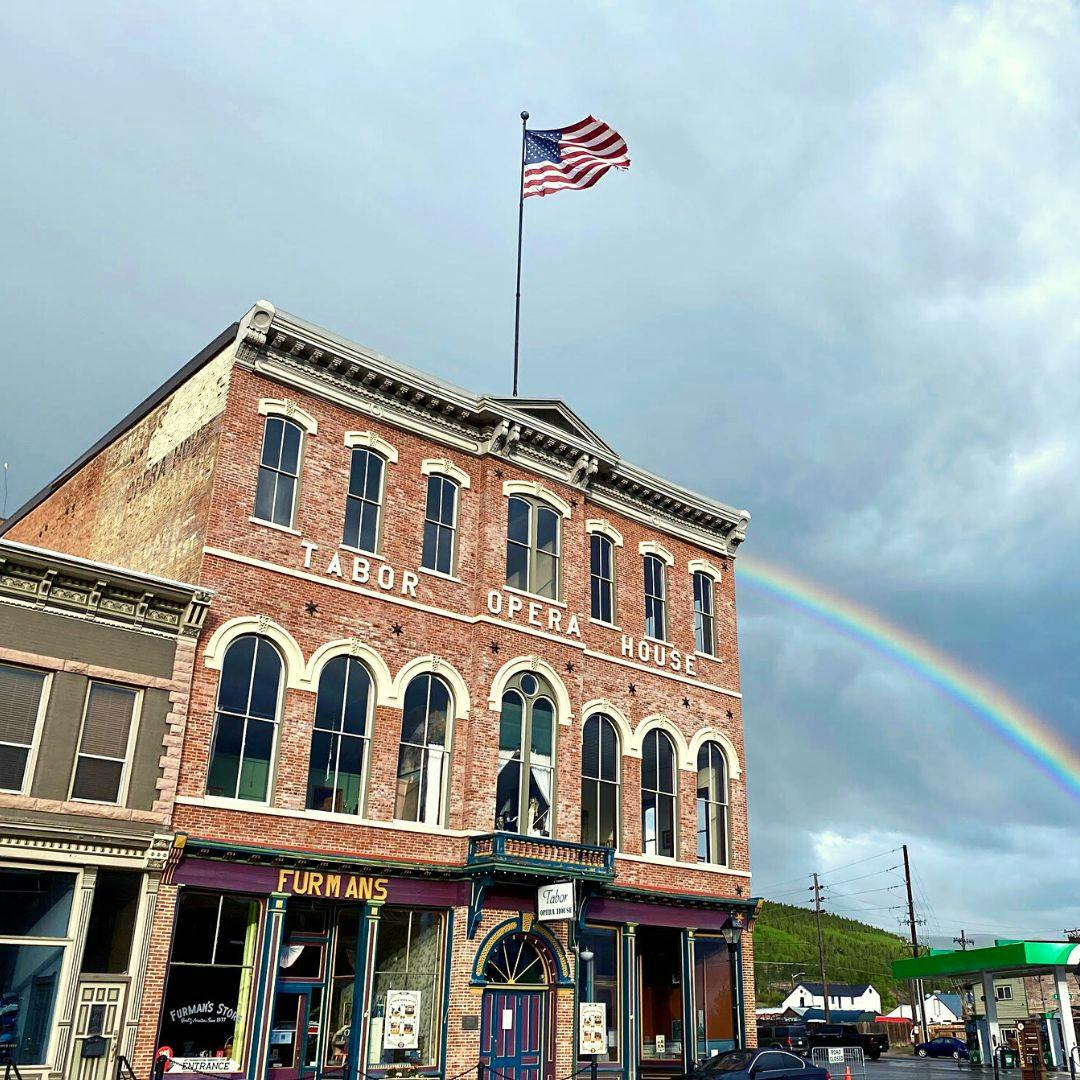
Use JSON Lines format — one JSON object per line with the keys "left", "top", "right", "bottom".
{"left": 580, "top": 1003, "right": 607, "bottom": 1055}
{"left": 168, "top": 1060, "right": 238, "bottom": 1073}
{"left": 383, "top": 990, "right": 421, "bottom": 1050}
{"left": 537, "top": 882, "right": 574, "bottom": 922}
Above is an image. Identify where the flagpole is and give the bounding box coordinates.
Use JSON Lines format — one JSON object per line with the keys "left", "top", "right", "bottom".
{"left": 513, "top": 109, "right": 529, "bottom": 397}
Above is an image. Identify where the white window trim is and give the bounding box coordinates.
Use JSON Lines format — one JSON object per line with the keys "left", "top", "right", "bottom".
{"left": 585, "top": 518, "right": 624, "bottom": 546}
{"left": 203, "top": 616, "right": 307, "bottom": 690}
{"left": 258, "top": 397, "right": 318, "bottom": 435}
{"left": 67, "top": 681, "right": 143, "bottom": 806}
{"left": 344, "top": 430, "right": 399, "bottom": 463}
{"left": 487, "top": 655, "right": 573, "bottom": 724}
{"left": 248, "top": 515, "right": 303, "bottom": 537}
{"left": 420, "top": 457, "right": 471, "bottom": 489}
{"left": 638, "top": 540, "right": 674, "bottom": 566}
{"left": 688, "top": 557, "right": 723, "bottom": 583}
{"left": 502, "top": 479, "right": 572, "bottom": 519}
{"left": 0, "top": 666, "right": 52, "bottom": 796}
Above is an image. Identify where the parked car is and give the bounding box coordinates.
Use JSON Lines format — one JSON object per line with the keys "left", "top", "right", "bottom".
{"left": 915, "top": 1037, "right": 969, "bottom": 1060}
{"left": 805, "top": 1023, "right": 888, "bottom": 1061}
{"left": 757, "top": 1022, "right": 810, "bottom": 1055}
{"left": 677, "top": 1048, "right": 832, "bottom": 1080}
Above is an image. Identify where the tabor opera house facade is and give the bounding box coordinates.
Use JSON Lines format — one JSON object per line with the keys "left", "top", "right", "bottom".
{"left": 2, "top": 301, "right": 758, "bottom": 1080}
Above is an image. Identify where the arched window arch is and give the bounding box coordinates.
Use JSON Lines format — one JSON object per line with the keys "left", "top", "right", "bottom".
{"left": 395, "top": 674, "right": 451, "bottom": 825}
{"left": 581, "top": 714, "right": 620, "bottom": 848}
{"left": 483, "top": 933, "right": 549, "bottom": 986}
{"left": 344, "top": 447, "right": 386, "bottom": 553}
{"left": 641, "top": 728, "right": 676, "bottom": 857}
{"left": 696, "top": 741, "right": 728, "bottom": 865}
{"left": 506, "top": 496, "right": 561, "bottom": 600}
{"left": 307, "top": 656, "right": 372, "bottom": 815}
{"left": 254, "top": 417, "right": 304, "bottom": 528}
{"left": 495, "top": 671, "right": 555, "bottom": 837}
{"left": 207, "top": 635, "right": 282, "bottom": 802}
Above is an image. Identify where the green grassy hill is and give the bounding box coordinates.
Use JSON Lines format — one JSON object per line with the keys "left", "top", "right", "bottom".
{"left": 753, "top": 901, "right": 912, "bottom": 1011}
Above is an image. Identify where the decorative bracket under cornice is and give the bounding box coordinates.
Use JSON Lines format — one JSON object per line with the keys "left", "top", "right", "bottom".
{"left": 489, "top": 419, "right": 522, "bottom": 456}
{"left": 569, "top": 453, "right": 599, "bottom": 489}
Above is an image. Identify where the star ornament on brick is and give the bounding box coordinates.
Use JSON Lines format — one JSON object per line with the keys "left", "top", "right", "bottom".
{"left": 304, "top": 601, "right": 319, "bottom": 615}
{"left": 489, "top": 641, "right": 501, "bottom": 654}
{"left": 628, "top": 683, "right": 636, "bottom": 696}
{"left": 565, "top": 661, "right": 575, "bottom": 673}
{"left": 726, "top": 709, "right": 734, "bottom": 719}
{"left": 390, "top": 623, "right": 404, "bottom": 636}
{"left": 682, "top": 697, "right": 691, "bottom": 709}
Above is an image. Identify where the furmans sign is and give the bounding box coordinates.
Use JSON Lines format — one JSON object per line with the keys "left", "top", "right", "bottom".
{"left": 276, "top": 869, "right": 389, "bottom": 900}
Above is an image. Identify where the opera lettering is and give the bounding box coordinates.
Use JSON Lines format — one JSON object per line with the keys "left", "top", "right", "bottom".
{"left": 300, "top": 540, "right": 420, "bottom": 598}
{"left": 486, "top": 589, "right": 582, "bottom": 638}
{"left": 277, "top": 869, "right": 389, "bottom": 900}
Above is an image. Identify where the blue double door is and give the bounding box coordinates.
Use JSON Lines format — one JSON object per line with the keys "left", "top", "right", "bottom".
{"left": 481, "top": 990, "right": 548, "bottom": 1080}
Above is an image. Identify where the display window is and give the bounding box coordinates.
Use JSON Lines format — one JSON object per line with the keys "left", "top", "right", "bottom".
{"left": 692, "top": 935, "right": 735, "bottom": 1057}
{"left": 577, "top": 925, "right": 620, "bottom": 1063}
{"left": 158, "top": 892, "right": 260, "bottom": 1067}
{"left": 638, "top": 926, "right": 684, "bottom": 1063}
{"left": 0, "top": 867, "right": 75, "bottom": 1066}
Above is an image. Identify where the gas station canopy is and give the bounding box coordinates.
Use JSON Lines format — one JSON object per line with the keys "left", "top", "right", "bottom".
{"left": 893, "top": 941, "right": 1080, "bottom": 981}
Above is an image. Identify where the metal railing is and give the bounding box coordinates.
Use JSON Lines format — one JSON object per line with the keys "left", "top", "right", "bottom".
{"left": 116, "top": 1053, "right": 139, "bottom": 1080}
{"left": 467, "top": 832, "right": 615, "bottom": 879}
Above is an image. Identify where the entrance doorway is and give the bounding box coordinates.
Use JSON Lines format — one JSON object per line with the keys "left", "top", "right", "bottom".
{"left": 479, "top": 933, "right": 552, "bottom": 1080}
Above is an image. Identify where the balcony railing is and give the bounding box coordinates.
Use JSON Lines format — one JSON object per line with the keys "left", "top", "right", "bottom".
{"left": 466, "top": 832, "right": 615, "bottom": 881}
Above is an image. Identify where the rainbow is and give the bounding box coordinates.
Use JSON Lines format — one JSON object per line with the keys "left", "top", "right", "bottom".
{"left": 737, "top": 553, "right": 1080, "bottom": 801}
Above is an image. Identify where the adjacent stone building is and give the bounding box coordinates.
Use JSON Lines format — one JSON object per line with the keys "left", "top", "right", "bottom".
{"left": 2, "top": 300, "right": 757, "bottom": 1080}
{"left": 0, "top": 539, "right": 209, "bottom": 1079}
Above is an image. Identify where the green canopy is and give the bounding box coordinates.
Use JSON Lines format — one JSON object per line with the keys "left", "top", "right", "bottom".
{"left": 893, "top": 941, "right": 1080, "bottom": 980}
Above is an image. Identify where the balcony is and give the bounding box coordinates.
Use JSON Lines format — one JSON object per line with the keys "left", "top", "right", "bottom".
{"left": 466, "top": 832, "right": 615, "bottom": 883}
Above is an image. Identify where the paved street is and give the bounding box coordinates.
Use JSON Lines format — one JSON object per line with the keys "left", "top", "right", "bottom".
{"left": 865, "top": 1058, "right": 981, "bottom": 1080}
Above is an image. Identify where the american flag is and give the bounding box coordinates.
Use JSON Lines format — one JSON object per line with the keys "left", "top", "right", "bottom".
{"left": 522, "top": 116, "right": 630, "bottom": 199}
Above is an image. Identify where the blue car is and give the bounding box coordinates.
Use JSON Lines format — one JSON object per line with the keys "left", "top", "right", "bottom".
{"left": 916, "top": 1037, "right": 969, "bottom": 1059}
{"left": 677, "top": 1048, "right": 833, "bottom": 1080}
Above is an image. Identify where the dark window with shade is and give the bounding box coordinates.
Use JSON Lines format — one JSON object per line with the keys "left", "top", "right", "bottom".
{"left": 70, "top": 682, "right": 138, "bottom": 803}
{"left": 307, "top": 656, "right": 372, "bottom": 815}
{"left": 422, "top": 474, "right": 458, "bottom": 575}
{"left": 641, "top": 728, "right": 676, "bottom": 857}
{"left": 395, "top": 674, "right": 451, "bottom": 825}
{"left": 694, "top": 571, "right": 715, "bottom": 655}
{"left": 644, "top": 555, "right": 667, "bottom": 641}
{"left": 495, "top": 672, "right": 556, "bottom": 837}
{"left": 581, "top": 713, "right": 619, "bottom": 849}
{"left": 505, "top": 497, "right": 561, "bottom": 600}
{"left": 590, "top": 534, "right": 615, "bottom": 623}
{"left": 0, "top": 663, "right": 46, "bottom": 793}
{"left": 207, "top": 635, "right": 282, "bottom": 802}
{"left": 254, "top": 416, "right": 303, "bottom": 528}
{"left": 81, "top": 870, "right": 141, "bottom": 973}
{"left": 696, "top": 741, "right": 728, "bottom": 865}
{"left": 343, "top": 448, "right": 385, "bottom": 553}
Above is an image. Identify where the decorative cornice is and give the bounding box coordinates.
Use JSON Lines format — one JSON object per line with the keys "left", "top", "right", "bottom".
{"left": 0, "top": 541, "right": 211, "bottom": 639}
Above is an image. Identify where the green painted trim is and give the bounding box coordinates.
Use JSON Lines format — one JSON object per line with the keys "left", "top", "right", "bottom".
{"left": 439, "top": 909, "right": 455, "bottom": 1077}
{"left": 603, "top": 885, "right": 761, "bottom": 911}
{"left": 892, "top": 941, "right": 1080, "bottom": 980}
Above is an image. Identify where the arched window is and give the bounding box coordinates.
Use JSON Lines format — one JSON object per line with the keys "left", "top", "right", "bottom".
{"left": 495, "top": 671, "right": 555, "bottom": 837}
{"left": 483, "top": 934, "right": 548, "bottom": 986}
{"left": 344, "top": 448, "right": 385, "bottom": 553}
{"left": 254, "top": 417, "right": 303, "bottom": 528}
{"left": 422, "top": 474, "right": 459, "bottom": 576}
{"left": 307, "top": 656, "right": 372, "bottom": 815}
{"left": 207, "top": 635, "right": 282, "bottom": 802}
{"left": 590, "top": 534, "right": 615, "bottom": 624}
{"left": 581, "top": 714, "right": 619, "bottom": 848}
{"left": 696, "top": 741, "right": 728, "bottom": 865}
{"left": 693, "top": 570, "right": 715, "bottom": 655}
{"left": 506, "top": 497, "right": 561, "bottom": 600}
{"left": 395, "top": 674, "right": 451, "bottom": 825}
{"left": 641, "top": 728, "right": 676, "bottom": 857}
{"left": 643, "top": 555, "right": 667, "bottom": 641}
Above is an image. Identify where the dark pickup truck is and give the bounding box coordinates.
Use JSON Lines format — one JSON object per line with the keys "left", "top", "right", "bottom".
{"left": 806, "top": 1024, "right": 889, "bottom": 1061}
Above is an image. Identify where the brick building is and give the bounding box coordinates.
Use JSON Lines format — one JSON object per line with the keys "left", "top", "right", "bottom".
{"left": 0, "top": 538, "right": 209, "bottom": 1079}
{"left": 2, "top": 300, "right": 757, "bottom": 1080}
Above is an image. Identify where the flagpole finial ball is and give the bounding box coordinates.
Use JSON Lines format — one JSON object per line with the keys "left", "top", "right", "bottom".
{"left": 521, "top": 110, "right": 529, "bottom": 120}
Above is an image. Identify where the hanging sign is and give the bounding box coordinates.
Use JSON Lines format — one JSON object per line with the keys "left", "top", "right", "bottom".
{"left": 580, "top": 1003, "right": 608, "bottom": 1055}
{"left": 383, "top": 990, "right": 421, "bottom": 1050}
{"left": 537, "top": 881, "right": 574, "bottom": 922}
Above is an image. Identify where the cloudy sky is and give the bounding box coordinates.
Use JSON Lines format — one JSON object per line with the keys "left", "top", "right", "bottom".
{"left": 3, "top": 1, "right": 1079, "bottom": 948}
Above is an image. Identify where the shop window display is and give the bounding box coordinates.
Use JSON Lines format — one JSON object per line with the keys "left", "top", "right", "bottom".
{"left": 577, "top": 926, "right": 620, "bottom": 1063}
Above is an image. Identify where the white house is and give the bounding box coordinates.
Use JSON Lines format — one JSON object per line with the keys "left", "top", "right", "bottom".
{"left": 781, "top": 982, "right": 883, "bottom": 1014}
{"left": 885, "top": 993, "right": 962, "bottom": 1025}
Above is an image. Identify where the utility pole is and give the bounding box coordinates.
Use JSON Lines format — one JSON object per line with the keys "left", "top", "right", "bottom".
{"left": 811, "top": 874, "right": 831, "bottom": 1022}
{"left": 954, "top": 930, "right": 974, "bottom": 951}
{"left": 903, "top": 844, "right": 930, "bottom": 1043}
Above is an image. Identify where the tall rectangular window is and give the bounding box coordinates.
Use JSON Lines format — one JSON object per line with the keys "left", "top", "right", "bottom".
{"left": 693, "top": 571, "right": 715, "bottom": 655}
{"left": 253, "top": 416, "right": 303, "bottom": 528}
{"left": 70, "top": 682, "right": 138, "bottom": 804}
{"left": 422, "top": 474, "right": 458, "bottom": 576}
{"left": 0, "top": 663, "right": 47, "bottom": 794}
{"left": 343, "top": 448, "right": 385, "bottom": 553}
{"left": 643, "top": 555, "right": 667, "bottom": 641}
{"left": 693, "top": 935, "right": 736, "bottom": 1056}
{"left": 590, "top": 534, "right": 615, "bottom": 624}
{"left": 505, "top": 497, "right": 561, "bottom": 600}
{"left": 578, "top": 925, "right": 620, "bottom": 1063}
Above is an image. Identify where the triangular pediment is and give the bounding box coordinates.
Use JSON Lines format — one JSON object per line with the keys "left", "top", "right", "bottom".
{"left": 491, "top": 397, "right": 615, "bottom": 454}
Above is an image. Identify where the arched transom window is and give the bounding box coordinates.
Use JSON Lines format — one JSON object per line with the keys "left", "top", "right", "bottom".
{"left": 495, "top": 671, "right": 555, "bottom": 838}
{"left": 641, "top": 728, "right": 676, "bottom": 858}
{"left": 581, "top": 714, "right": 620, "bottom": 849}
{"left": 395, "top": 674, "right": 451, "bottom": 826}
{"left": 207, "top": 635, "right": 282, "bottom": 802}
{"left": 696, "top": 741, "right": 728, "bottom": 865}
{"left": 307, "top": 656, "right": 372, "bottom": 815}
{"left": 483, "top": 934, "right": 548, "bottom": 986}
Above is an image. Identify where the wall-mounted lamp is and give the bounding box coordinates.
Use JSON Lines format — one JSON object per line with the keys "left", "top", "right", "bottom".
{"left": 722, "top": 911, "right": 747, "bottom": 947}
